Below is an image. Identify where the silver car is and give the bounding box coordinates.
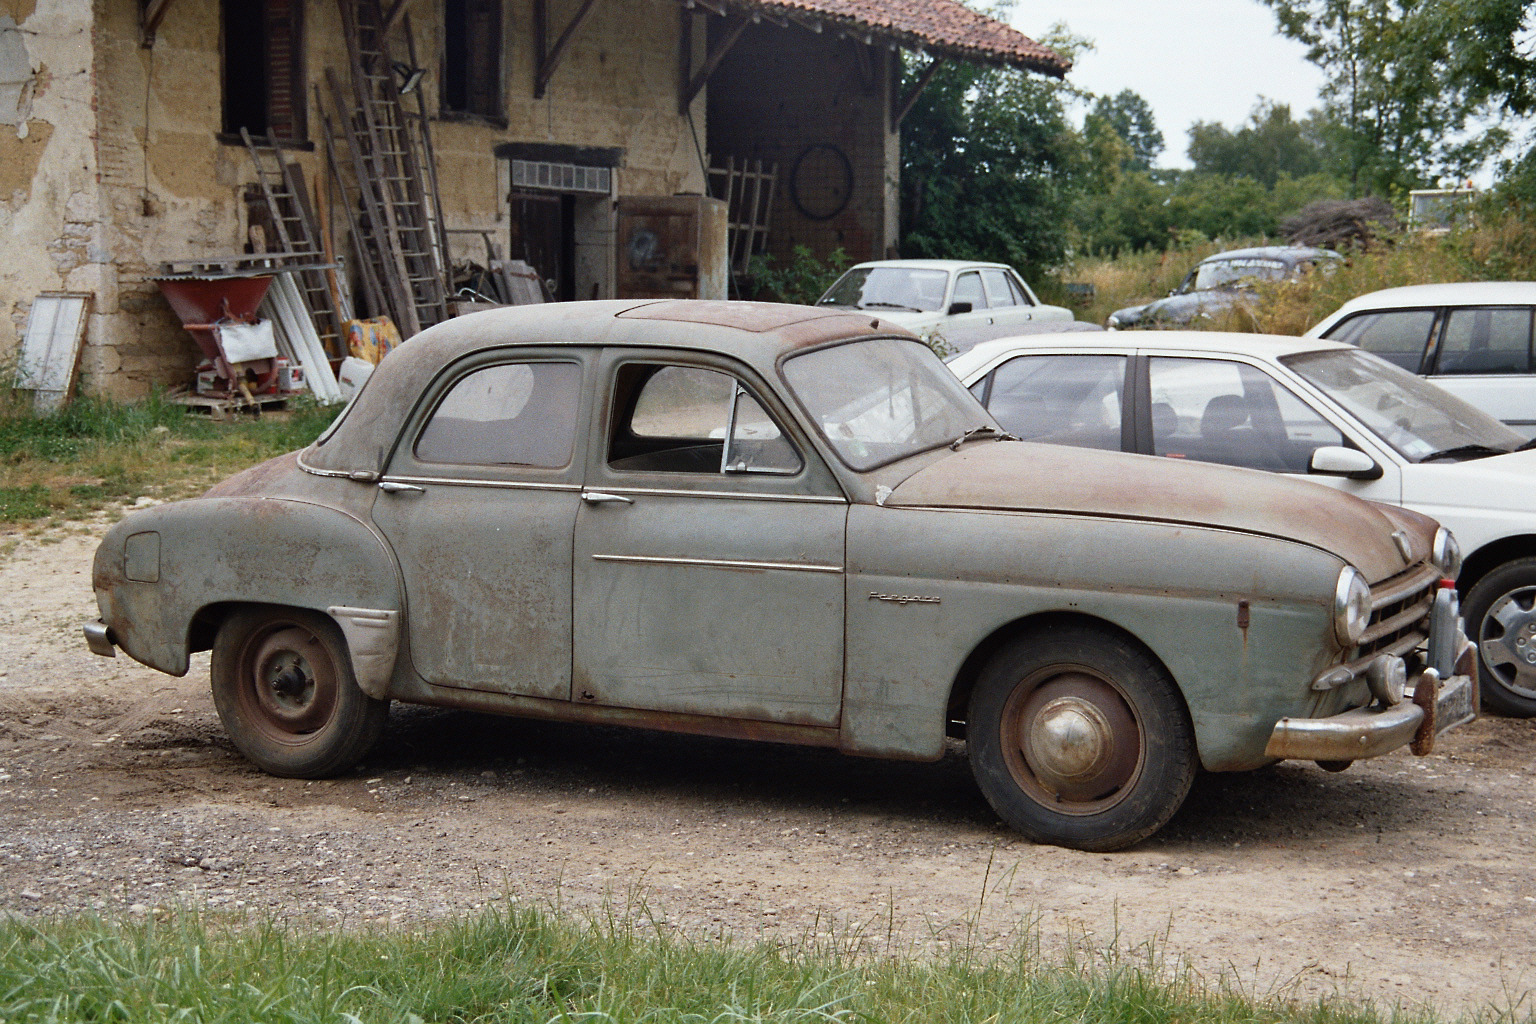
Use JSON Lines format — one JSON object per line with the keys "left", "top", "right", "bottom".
{"left": 85, "top": 300, "right": 1474, "bottom": 851}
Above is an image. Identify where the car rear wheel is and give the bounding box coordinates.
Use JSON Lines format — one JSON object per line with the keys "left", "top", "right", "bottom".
{"left": 211, "top": 606, "right": 389, "bottom": 777}
{"left": 1464, "top": 559, "right": 1536, "bottom": 718}
{"left": 967, "top": 625, "right": 1197, "bottom": 851}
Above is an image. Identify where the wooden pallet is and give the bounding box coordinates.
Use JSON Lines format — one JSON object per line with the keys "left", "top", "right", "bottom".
{"left": 167, "top": 386, "right": 292, "bottom": 420}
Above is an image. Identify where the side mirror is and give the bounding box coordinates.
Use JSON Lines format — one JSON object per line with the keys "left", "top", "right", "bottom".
{"left": 1310, "top": 445, "right": 1383, "bottom": 480}
{"left": 947, "top": 301, "right": 973, "bottom": 315}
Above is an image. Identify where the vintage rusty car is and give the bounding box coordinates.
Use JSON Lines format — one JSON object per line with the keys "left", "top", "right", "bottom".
{"left": 84, "top": 300, "right": 1478, "bottom": 851}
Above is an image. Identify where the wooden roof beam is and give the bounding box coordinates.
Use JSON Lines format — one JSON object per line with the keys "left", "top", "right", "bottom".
{"left": 678, "top": 8, "right": 752, "bottom": 114}
{"left": 535, "top": 0, "right": 604, "bottom": 99}
{"left": 892, "top": 56, "right": 943, "bottom": 130}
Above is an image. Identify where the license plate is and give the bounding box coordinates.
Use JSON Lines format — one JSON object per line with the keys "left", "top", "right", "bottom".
{"left": 1435, "top": 673, "right": 1477, "bottom": 736}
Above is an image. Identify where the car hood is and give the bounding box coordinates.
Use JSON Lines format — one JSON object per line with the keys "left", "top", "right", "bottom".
{"left": 885, "top": 442, "right": 1432, "bottom": 584}
{"left": 1402, "top": 447, "right": 1536, "bottom": 520}
{"left": 1140, "top": 289, "right": 1245, "bottom": 324}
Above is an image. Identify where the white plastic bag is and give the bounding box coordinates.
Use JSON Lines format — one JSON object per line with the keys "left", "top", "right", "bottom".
{"left": 214, "top": 319, "right": 279, "bottom": 364}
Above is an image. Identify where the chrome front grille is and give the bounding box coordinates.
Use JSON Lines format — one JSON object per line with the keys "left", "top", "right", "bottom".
{"left": 1355, "top": 562, "right": 1439, "bottom": 662}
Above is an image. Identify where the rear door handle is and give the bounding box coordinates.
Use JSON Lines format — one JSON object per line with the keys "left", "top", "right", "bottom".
{"left": 378, "top": 481, "right": 425, "bottom": 495}
{"left": 582, "top": 491, "right": 634, "bottom": 505}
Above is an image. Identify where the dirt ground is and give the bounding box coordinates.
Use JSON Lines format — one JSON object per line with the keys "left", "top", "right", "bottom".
{"left": 2, "top": 520, "right": 1535, "bottom": 1018}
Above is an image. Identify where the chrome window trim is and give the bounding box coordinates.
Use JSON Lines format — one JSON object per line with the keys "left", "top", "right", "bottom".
{"left": 381, "top": 474, "right": 581, "bottom": 492}
{"left": 591, "top": 553, "right": 844, "bottom": 574}
{"left": 594, "top": 485, "right": 846, "bottom": 504}
{"left": 297, "top": 451, "right": 365, "bottom": 479}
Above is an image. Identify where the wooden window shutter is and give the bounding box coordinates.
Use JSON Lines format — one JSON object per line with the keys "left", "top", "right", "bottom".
{"left": 264, "top": 0, "right": 306, "bottom": 141}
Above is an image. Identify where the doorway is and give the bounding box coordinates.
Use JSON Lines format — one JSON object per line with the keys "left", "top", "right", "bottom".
{"left": 508, "top": 191, "right": 576, "bottom": 302}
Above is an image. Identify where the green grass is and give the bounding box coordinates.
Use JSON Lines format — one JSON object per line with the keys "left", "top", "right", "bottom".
{"left": 0, "top": 902, "right": 1475, "bottom": 1024}
{"left": 0, "top": 392, "right": 341, "bottom": 526}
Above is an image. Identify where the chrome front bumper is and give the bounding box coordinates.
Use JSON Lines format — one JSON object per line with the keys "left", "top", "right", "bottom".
{"left": 1266, "top": 638, "right": 1479, "bottom": 763}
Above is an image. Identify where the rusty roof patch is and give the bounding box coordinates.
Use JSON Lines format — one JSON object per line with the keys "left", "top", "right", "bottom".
{"left": 721, "top": 0, "right": 1069, "bottom": 76}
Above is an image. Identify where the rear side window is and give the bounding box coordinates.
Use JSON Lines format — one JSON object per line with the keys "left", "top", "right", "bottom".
{"left": 415, "top": 361, "right": 581, "bottom": 467}
{"left": 1434, "top": 307, "right": 1533, "bottom": 375}
{"left": 1323, "top": 310, "right": 1436, "bottom": 372}
{"left": 980, "top": 269, "right": 1017, "bottom": 308}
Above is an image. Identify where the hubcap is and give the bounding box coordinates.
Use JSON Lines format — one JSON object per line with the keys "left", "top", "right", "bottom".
{"left": 1001, "top": 668, "right": 1143, "bottom": 812}
{"left": 1479, "top": 588, "right": 1536, "bottom": 700}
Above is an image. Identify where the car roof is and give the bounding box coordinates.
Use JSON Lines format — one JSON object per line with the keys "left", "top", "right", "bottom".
{"left": 1306, "top": 281, "right": 1536, "bottom": 336}
{"left": 844, "top": 259, "right": 1012, "bottom": 272}
{"left": 953, "top": 329, "right": 1353, "bottom": 373}
{"left": 303, "top": 299, "right": 913, "bottom": 476}
{"left": 1197, "top": 246, "right": 1341, "bottom": 265}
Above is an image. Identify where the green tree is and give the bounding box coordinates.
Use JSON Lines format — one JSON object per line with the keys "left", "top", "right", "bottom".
{"left": 1186, "top": 100, "right": 1329, "bottom": 187}
{"left": 1084, "top": 90, "right": 1164, "bottom": 171}
{"left": 899, "top": 19, "right": 1088, "bottom": 271}
{"left": 1258, "top": 0, "right": 1507, "bottom": 194}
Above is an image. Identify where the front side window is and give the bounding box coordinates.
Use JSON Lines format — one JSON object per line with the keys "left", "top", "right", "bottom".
{"left": 980, "top": 269, "right": 1018, "bottom": 308}
{"left": 952, "top": 272, "right": 986, "bottom": 310}
{"left": 609, "top": 364, "right": 801, "bottom": 475}
{"left": 1149, "top": 357, "right": 1342, "bottom": 473}
{"left": 1322, "top": 309, "right": 1436, "bottom": 372}
{"left": 783, "top": 337, "right": 989, "bottom": 471}
{"left": 416, "top": 361, "right": 581, "bottom": 468}
{"left": 1434, "top": 307, "right": 1533, "bottom": 375}
{"left": 981, "top": 355, "right": 1125, "bottom": 451}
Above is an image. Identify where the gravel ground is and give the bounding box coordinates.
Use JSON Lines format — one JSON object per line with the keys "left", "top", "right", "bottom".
{"left": 2, "top": 522, "right": 1535, "bottom": 1017}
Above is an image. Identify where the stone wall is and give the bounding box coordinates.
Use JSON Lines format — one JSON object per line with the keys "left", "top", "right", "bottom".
{"left": 5, "top": 0, "right": 710, "bottom": 398}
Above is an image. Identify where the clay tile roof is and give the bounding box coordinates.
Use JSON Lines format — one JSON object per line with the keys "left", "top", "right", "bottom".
{"left": 724, "top": 0, "right": 1069, "bottom": 76}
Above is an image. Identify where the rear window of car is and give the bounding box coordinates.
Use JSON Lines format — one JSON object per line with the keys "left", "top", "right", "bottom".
{"left": 415, "top": 361, "right": 582, "bottom": 468}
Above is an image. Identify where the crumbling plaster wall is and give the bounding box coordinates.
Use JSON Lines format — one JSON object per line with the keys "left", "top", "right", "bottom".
{"left": 706, "top": 22, "right": 897, "bottom": 267}
{"left": 0, "top": 0, "right": 103, "bottom": 386}
{"left": 10, "top": 0, "right": 712, "bottom": 397}
{"left": 425, "top": 0, "right": 707, "bottom": 301}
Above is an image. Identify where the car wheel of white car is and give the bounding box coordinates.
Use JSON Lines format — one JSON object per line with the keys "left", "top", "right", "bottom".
{"left": 1465, "top": 559, "right": 1536, "bottom": 718}
{"left": 211, "top": 606, "right": 390, "bottom": 777}
{"left": 966, "top": 624, "right": 1197, "bottom": 851}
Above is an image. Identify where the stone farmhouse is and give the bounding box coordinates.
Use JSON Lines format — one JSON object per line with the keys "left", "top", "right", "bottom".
{"left": 1, "top": 0, "right": 1066, "bottom": 398}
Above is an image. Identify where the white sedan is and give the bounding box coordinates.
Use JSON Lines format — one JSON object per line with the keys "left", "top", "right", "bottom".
{"left": 816, "top": 259, "right": 1081, "bottom": 354}
{"left": 1305, "top": 282, "right": 1536, "bottom": 436}
{"left": 950, "top": 330, "right": 1536, "bottom": 718}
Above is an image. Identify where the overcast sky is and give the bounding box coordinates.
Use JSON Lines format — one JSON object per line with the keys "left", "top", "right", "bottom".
{"left": 1006, "top": 0, "right": 1328, "bottom": 169}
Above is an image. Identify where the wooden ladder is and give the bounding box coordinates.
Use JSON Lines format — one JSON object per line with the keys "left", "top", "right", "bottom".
{"left": 328, "top": 0, "right": 449, "bottom": 335}
{"left": 240, "top": 129, "right": 344, "bottom": 357}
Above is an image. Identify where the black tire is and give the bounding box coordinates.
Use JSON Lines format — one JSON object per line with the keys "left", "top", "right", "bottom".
{"left": 966, "top": 624, "right": 1197, "bottom": 852}
{"left": 211, "top": 606, "right": 390, "bottom": 777}
{"left": 1463, "top": 558, "right": 1536, "bottom": 718}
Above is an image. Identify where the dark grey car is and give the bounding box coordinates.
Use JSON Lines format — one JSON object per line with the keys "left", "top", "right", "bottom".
{"left": 1107, "top": 246, "right": 1341, "bottom": 329}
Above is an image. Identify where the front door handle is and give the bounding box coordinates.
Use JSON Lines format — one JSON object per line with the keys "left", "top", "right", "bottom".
{"left": 582, "top": 491, "right": 634, "bottom": 505}
{"left": 378, "top": 481, "right": 425, "bottom": 495}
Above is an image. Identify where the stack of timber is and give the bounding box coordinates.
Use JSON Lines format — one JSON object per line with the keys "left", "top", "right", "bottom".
{"left": 317, "top": 0, "right": 451, "bottom": 339}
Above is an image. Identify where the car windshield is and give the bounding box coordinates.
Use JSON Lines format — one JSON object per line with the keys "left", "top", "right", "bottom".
{"left": 782, "top": 337, "right": 993, "bottom": 470}
{"left": 1191, "top": 258, "right": 1288, "bottom": 292}
{"left": 817, "top": 267, "right": 951, "bottom": 313}
{"left": 1282, "top": 347, "right": 1524, "bottom": 461}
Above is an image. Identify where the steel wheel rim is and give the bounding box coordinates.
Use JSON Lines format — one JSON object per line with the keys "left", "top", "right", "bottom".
{"left": 1478, "top": 586, "right": 1536, "bottom": 700}
{"left": 236, "top": 623, "right": 339, "bottom": 743}
{"left": 998, "top": 664, "right": 1144, "bottom": 815}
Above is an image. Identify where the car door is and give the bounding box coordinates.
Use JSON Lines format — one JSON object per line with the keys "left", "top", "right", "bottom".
{"left": 1138, "top": 353, "right": 1404, "bottom": 505}
{"left": 371, "top": 351, "right": 589, "bottom": 698}
{"left": 980, "top": 268, "right": 1033, "bottom": 332}
{"left": 1422, "top": 306, "right": 1536, "bottom": 436}
{"left": 571, "top": 350, "right": 849, "bottom": 727}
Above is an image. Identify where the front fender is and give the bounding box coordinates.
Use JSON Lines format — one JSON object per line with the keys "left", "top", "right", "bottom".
{"left": 93, "top": 496, "right": 402, "bottom": 694}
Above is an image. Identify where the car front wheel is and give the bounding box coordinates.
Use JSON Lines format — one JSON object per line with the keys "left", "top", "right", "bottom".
{"left": 966, "top": 624, "right": 1197, "bottom": 851}
{"left": 1464, "top": 558, "right": 1536, "bottom": 718}
{"left": 211, "top": 606, "right": 390, "bottom": 777}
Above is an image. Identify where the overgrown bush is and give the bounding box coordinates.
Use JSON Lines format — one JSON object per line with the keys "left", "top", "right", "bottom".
{"left": 745, "top": 245, "right": 850, "bottom": 305}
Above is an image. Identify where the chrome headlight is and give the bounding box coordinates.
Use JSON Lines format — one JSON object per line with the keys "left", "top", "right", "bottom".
{"left": 1334, "top": 566, "right": 1372, "bottom": 647}
{"left": 1431, "top": 527, "right": 1462, "bottom": 578}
